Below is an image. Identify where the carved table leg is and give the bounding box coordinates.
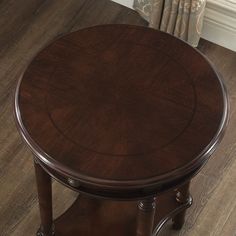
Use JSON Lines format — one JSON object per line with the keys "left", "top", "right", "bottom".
{"left": 34, "top": 161, "right": 54, "bottom": 236}
{"left": 172, "top": 181, "right": 191, "bottom": 230}
{"left": 136, "top": 197, "right": 156, "bottom": 236}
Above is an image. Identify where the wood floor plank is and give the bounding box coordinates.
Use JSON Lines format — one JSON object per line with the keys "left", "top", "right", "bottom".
{"left": 191, "top": 154, "right": 236, "bottom": 236}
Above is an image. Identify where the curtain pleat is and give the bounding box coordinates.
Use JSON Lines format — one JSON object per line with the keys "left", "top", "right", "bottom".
{"left": 133, "top": 0, "right": 206, "bottom": 47}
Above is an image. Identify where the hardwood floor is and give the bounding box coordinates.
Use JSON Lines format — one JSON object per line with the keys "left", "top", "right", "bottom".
{"left": 0, "top": 1, "right": 235, "bottom": 235}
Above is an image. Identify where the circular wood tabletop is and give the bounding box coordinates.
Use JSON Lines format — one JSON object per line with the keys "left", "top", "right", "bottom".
{"left": 15, "top": 25, "right": 228, "bottom": 192}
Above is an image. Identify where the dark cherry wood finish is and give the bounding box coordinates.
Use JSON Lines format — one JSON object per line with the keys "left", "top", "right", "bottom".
{"left": 136, "top": 197, "right": 156, "bottom": 236}
{"left": 14, "top": 25, "right": 228, "bottom": 235}
{"left": 172, "top": 181, "right": 191, "bottom": 230}
{"left": 52, "top": 189, "right": 192, "bottom": 236}
{"left": 34, "top": 161, "right": 54, "bottom": 236}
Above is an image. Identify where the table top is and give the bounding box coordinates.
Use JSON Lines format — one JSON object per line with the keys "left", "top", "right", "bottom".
{"left": 15, "top": 25, "right": 228, "bottom": 192}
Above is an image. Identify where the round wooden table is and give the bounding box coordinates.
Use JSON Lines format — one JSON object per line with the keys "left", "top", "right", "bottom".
{"left": 14, "top": 25, "right": 228, "bottom": 236}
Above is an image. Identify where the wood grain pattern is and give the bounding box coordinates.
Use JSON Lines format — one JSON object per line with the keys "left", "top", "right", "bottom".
{"left": 15, "top": 22, "right": 228, "bottom": 235}
{"left": 0, "top": 0, "right": 235, "bottom": 236}
{"left": 15, "top": 24, "right": 227, "bottom": 199}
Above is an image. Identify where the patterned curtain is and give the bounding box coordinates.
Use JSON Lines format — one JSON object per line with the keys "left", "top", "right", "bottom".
{"left": 133, "top": 0, "right": 206, "bottom": 47}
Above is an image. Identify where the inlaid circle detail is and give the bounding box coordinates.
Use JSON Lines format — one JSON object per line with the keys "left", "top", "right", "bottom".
{"left": 16, "top": 25, "right": 227, "bottom": 185}
{"left": 46, "top": 43, "right": 196, "bottom": 156}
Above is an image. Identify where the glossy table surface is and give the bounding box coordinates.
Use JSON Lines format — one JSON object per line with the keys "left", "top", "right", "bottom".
{"left": 15, "top": 25, "right": 228, "bottom": 195}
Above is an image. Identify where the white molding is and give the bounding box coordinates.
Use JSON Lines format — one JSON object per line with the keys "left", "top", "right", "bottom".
{"left": 201, "top": 0, "right": 236, "bottom": 51}
{"left": 207, "top": 0, "right": 236, "bottom": 18}
{"left": 111, "top": 0, "right": 134, "bottom": 9}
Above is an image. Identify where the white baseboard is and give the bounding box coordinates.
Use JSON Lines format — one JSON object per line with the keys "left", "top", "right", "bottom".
{"left": 202, "top": 0, "right": 236, "bottom": 52}
{"left": 112, "top": 0, "right": 236, "bottom": 52}
{"left": 111, "top": 0, "right": 134, "bottom": 9}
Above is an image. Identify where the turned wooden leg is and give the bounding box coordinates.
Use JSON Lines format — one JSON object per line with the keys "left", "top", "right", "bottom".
{"left": 34, "top": 160, "right": 54, "bottom": 236}
{"left": 136, "top": 197, "right": 156, "bottom": 236}
{"left": 172, "top": 181, "right": 191, "bottom": 230}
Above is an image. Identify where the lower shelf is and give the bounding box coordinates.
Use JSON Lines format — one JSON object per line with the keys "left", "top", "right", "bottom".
{"left": 53, "top": 190, "right": 192, "bottom": 236}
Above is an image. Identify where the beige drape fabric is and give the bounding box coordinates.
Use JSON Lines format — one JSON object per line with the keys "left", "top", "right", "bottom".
{"left": 133, "top": 0, "right": 206, "bottom": 47}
